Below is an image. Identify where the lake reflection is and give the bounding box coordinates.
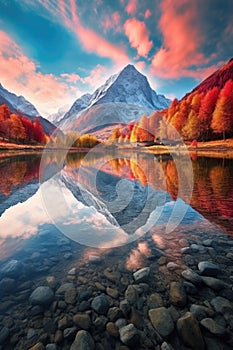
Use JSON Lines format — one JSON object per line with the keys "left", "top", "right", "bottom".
{"left": 0, "top": 151, "right": 233, "bottom": 263}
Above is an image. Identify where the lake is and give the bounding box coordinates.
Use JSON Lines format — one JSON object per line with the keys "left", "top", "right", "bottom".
{"left": 0, "top": 150, "right": 233, "bottom": 349}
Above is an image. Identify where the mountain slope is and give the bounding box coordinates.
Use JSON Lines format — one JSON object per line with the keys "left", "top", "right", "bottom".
{"left": 59, "top": 64, "right": 171, "bottom": 135}
{"left": 0, "top": 83, "right": 58, "bottom": 136}
{"left": 0, "top": 83, "right": 39, "bottom": 116}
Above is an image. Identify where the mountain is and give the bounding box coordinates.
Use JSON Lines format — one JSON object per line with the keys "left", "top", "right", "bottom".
{"left": 48, "top": 104, "right": 72, "bottom": 125}
{"left": 0, "top": 83, "right": 58, "bottom": 136}
{"left": 58, "top": 64, "right": 171, "bottom": 135}
{"left": 192, "top": 58, "right": 233, "bottom": 94}
{"left": 0, "top": 83, "right": 39, "bottom": 116}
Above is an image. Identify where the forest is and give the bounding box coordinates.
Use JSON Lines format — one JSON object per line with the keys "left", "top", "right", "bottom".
{"left": 0, "top": 104, "right": 47, "bottom": 144}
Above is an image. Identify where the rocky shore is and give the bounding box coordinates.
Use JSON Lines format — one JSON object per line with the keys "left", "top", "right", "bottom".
{"left": 0, "top": 224, "right": 233, "bottom": 349}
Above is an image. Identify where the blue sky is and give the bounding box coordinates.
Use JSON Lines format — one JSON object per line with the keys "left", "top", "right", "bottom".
{"left": 0, "top": 0, "right": 232, "bottom": 115}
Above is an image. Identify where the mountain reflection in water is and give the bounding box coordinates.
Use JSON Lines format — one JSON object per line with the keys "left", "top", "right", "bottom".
{"left": 0, "top": 151, "right": 232, "bottom": 261}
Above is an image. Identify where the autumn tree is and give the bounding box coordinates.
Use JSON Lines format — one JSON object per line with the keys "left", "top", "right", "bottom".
{"left": 211, "top": 79, "right": 233, "bottom": 139}
{"left": 182, "top": 110, "right": 201, "bottom": 140}
{"left": 198, "top": 87, "right": 220, "bottom": 140}
{"left": 10, "top": 114, "right": 26, "bottom": 141}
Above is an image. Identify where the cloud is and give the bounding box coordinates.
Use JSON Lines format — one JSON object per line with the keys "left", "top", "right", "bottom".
{"left": 144, "top": 9, "right": 152, "bottom": 19}
{"left": 151, "top": 0, "right": 215, "bottom": 79}
{"left": 102, "top": 11, "right": 121, "bottom": 33}
{"left": 126, "top": 0, "right": 138, "bottom": 15}
{"left": 124, "top": 18, "right": 153, "bottom": 58}
{"left": 0, "top": 30, "right": 80, "bottom": 115}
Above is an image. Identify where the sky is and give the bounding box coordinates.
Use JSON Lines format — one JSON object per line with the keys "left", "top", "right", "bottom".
{"left": 0, "top": 0, "right": 232, "bottom": 116}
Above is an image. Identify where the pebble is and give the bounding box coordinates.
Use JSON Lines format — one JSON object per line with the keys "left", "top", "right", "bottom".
{"left": 73, "top": 314, "right": 91, "bottom": 330}
{"left": 198, "top": 261, "right": 221, "bottom": 276}
{"left": 124, "top": 285, "right": 138, "bottom": 304}
{"left": 70, "top": 330, "right": 95, "bottom": 350}
{"left": 149, "top": 307, "right": 174, "bottom": 338}
{"left": 169, "top": 281, "right": 187, "bottom": 307}
{"left": 133, "top": 267, "right": 150, "bottom": 283}
{"left": 167, "top": 262, "right": 179, "bottom": 271}
{"left": 177, "top": 312, "right": 205, "bottom": 350}
{"left": 181, "top": 269, "right": 202, "bottom": 285}
{"left": 200, "top": 318, "right": 226, "bottom": 336}
{"left": 210, "top": 296, "right": 233, "bottom": 314}
{"left": 106, "top": 322, "right": 119, "bottom": 338}
{"left": 91, "top": 294, "right": 109, "bottom": 315}
{"left": 201, "top": 276, "right": 226, "bottom": 291}
{"left": 29, "top": 286, "right": 54, "bottom": 306}
{"left": 119, "top": 323, "right": 139, "bottom": 346}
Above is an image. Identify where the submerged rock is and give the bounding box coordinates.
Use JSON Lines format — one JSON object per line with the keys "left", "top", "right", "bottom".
{"left": 133, "top": 267, "right": 150, "bottom": 283}
{"left": 119, "top": 323, "right": 139, "bottom": 346}
{"left": 149, "top": 307, "right": 174, "bottom": 338}
{"left": 169, "top": 281, "right": 187, "bottom": 307}
{"left": 177, "top": 312, "right": 205, "bottom": 350}
{"left": 29, "top": 286, "right": 54, "bottom": 306}
{"left": 91, "top": 294, "right": 109, "bottom": 315}
{"left": 200, "top": 318, "right": 226, "bottom": 336}
{"left": 70, "top": 330, "right": 94, "bottom": 350}
{"left": 198, "top": 261, "right": 220, "bottom": 276}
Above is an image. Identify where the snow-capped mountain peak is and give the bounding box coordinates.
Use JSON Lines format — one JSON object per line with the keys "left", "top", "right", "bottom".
{"left": 60, "top": 64, "right": 171, "bottom": 127}
{"left": 0, "top": 83, "right": 39, "bottom": 116}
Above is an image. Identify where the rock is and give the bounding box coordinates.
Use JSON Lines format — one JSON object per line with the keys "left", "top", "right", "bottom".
{"left": 200, "top": 318, "right": 226, "bottom": 336}
{"left": 27, "top": 328, "right": 36, "bottom": 340}
{"left": 45, "top": 344, "right": 57, "bottom": 350}
{"left": 124, "top": 285, "right": 138, "bottom": 304}
{"left": 56, "top": 283, "right": 74, "bottom": 294}
{"left": 147, "top": 293, "right": 164, "bottom": 309}
{"left": 54, "top": 330, "right": 63, "bottom": 344}
{"left": 133, "top": 267, "right": 150, "bottom": 283}
{"left": 161, "top": 342, "right": 175, "bottom": 350}
{"left": 181, "top": 269, "right": 202, "bottom": 285}
{"left": 119, "top": 323, "right": 139, "bottom": 346}
{"left": 129, "top": 307, "right": 143, "bottom": 330}
{"left": 149, "top": 307, "right": 174, "bottom": 338}
{"left": 198, "top": 261, "right": 220, "bottom": 276}
{"left": 120, "top": 300, "right": 131, "bottom": 317}
{"left": 190, "top": 304, "right": 214, "bottom": 321}
{"left": 106, "top": 287, "right": 119, "bottom": 299}
{"left": 202, "top": 239, "right": 213, "bottom": 246}
{"left": 177, "top": 312, "right": 205, "bottom": 350}
{"left": 93, "top": 316, "right": 108, "bottom": 332}
{"left": 64, "top": 288, "right": 77, "bottom": 304}
{"left": 106, "top": 322, "right": 119, "bottom": 338}
{"left": 0, "top": 327, "right": 9, "bottom": 345}
{"left": 210, "top": 296, "right": 233, "bottom": 314}
{"left": 68, "top": 268, "right": 76, "bottom": 276}
{"left": 183, "top": 281, "right": 198, "bottom": 295}
{"left": 0, "top": 259, "right": 24, "bottom": 277}
{"left": 179, "top": 238, "right": 189, "bottom": 247}
{"left": 58, "top": 316, "right": 72, "bottom": 330}
{"left": 73, "top": 314, "right": 91, "bottom": 330}
{"left": 104, "top": 267, "right": 120, "bottom": 281}
{"left": 0, "top": 278, "right": 15, "bottom": 296}
{"left": 169, "top": 281, "right": 187, "bottom": 307}
{"left": 63, "top": 327, "right": 77, "bottom": 340}
{"left": 91, "top": 294, "right": 109, "bottom": 315}
{"left": 191, "top": 244, "right": 206, "bottom": 253}
{"left": 28, "top": 343, "right": 45, "bottom": 350}
{"left": 70, "top": 330, "right": 95, "bottom": 350}
{"left": 107, "top": 307, "right": 123, "bottom": 322}
{"left": 115, "top": 318, "right": 128, "bottom": 329}
{"left": 29, "top": 286, "right": 54, "bottom": 306}
{"left": 201, "top": 276, "right": 226, "bottom": 291}
{"left": 167, "top": 262, "right": 179, "bottom": 271}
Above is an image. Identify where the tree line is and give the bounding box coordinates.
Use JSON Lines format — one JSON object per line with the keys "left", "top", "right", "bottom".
{"left": 109, "top": 78, "right": 233, "bottom": 143}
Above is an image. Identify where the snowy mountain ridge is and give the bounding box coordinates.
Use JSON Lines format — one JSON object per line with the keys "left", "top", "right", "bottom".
{"left": 58, "top": 64, "right": 171, "bottom": 130}
{"left": 0, "top": 83, "right": 39, "bottom": 116}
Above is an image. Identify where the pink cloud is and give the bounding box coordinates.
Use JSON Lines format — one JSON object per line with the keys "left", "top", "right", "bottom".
{"left": 151, "top": 0, "right": 213, "bottom": 79}
{"left": 58, "top": 0, "right": 129, "bottom": 64}
{"left": 0, "top": 31, "right": 79, "bottom": 115}
{"left": 144, "top": 9, "right": 152, "bottom": 19}
{"left": 135, "top": 61, "right": 146, "bottom": 71}
{"left": 61, "top": 73, "right": 82, "bottom": 83}
{"left": 102, "top": 11, "right": 121, "bottom": 33}
{"left": 126, "top": 0, "right": 138, "bottom": 15}
{"left": 124, "top": 18, "right": 153, "bottom": 58}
